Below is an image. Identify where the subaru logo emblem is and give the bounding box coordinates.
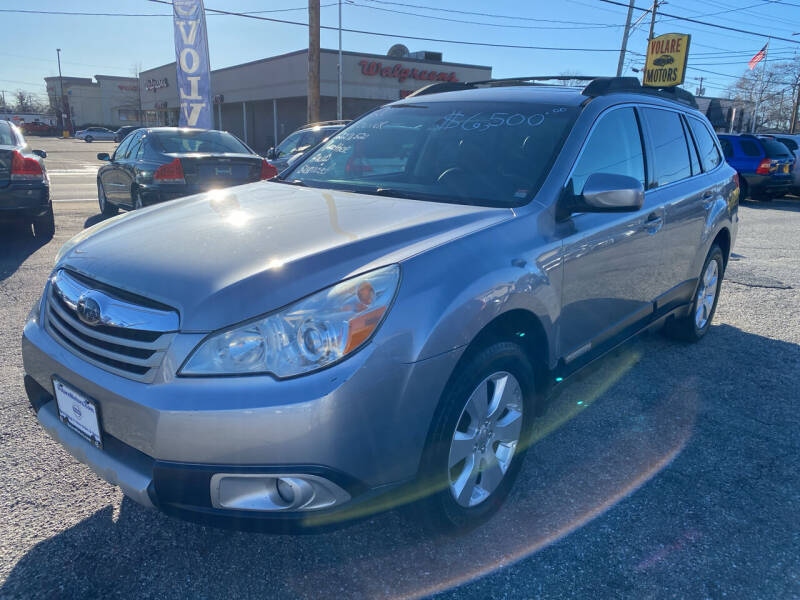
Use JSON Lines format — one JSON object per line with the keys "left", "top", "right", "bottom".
{"left": 72, "top": 404, "right": 82, "bottom": 418}
{"left": 76, "top": 292, "right": 102, "bottom": 327}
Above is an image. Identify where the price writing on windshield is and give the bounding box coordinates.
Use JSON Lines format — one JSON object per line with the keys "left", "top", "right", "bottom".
{"left": 434, "top": 107, "right": 567, "bottom": 132}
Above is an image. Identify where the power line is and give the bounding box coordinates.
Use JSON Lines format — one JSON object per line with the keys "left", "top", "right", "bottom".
{"left": 144, "top": 0, "right": 629, "bottom": 52}
{"left": 345, "top": 1, "right": 622, "bottom": 30}
{"left": 0, "top": 4, "right": 335, "bottom": 17}
{"left": 596, "top": 0, "right": 800, "bottom": 43}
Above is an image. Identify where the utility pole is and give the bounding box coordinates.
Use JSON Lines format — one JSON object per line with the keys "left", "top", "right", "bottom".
{"left": 616, "top": 0, "right": 636, "bottom": 77}
{"left": 307, "top": 0, "right": 320, "bottom": 124}
{"left": 337, "top": 0, "right": 343, "bottom": 120}
{"left": 648, "top": 0, "right": 658, "bottom": 41}
{"left": 696, "top": 77, "right": 705, "bottom": 96}
{"left": 56, "top": 48, "right": 66, "bottom": 135}
{"left": 790, "top": 83, "right": 800, "bottom": 133}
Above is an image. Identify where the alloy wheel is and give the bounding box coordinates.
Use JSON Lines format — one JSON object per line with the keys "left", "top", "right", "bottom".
{"left": 448, "top": 371, "right": 524, "bottom": 508}
{"left": 695, "top": 259, "right": 719, "bottom": 330}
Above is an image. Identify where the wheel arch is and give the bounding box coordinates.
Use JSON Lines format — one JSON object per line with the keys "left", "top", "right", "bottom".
{"left": 712, "top": 227, "right": 731, "bottom": 269}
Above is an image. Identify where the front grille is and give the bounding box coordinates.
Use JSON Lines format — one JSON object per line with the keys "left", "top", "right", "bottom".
{"left": 44, "top": 270, "right": 179, "bottom": 383}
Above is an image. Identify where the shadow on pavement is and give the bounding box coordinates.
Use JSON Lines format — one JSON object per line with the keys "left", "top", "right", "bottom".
{"left": 740, "top": 197, "right": 800, "bottom": 212}
{"left": 2, "top": 324, "right": 798, "bottom": 599}
{"left": 84, "top": 213, "right": 114, "bottom": 229}
{"left": 0, "top": 223, "right": 49, "bottom": 282}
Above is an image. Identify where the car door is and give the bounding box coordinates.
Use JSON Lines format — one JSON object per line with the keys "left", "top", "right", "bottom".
{"left": 101, "top": 134, "right": 134, "bottom": 205}
{"left": 119, "top": 130, "right": 146, "bottom": 206}
{"left": 637, "top": 107, "right": 708, "bottom": 305}
{"left": 557, "top": 105, "right": 670, "bottom": 366}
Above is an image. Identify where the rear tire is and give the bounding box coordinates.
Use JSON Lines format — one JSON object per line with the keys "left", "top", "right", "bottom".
{"left": 663, "top": 245, "right": 724, "bottom": 342}
{"left": 412, "top": 342, "right": 536, "bottom": 533}
{"left": 738, "top": 177, "right": 749, "bottom": 200}
{"left": 98, "top": 181, "right": 118, "bottom": 216}
{"left": 32, "top": 206, "right": 55, "bottom": 240}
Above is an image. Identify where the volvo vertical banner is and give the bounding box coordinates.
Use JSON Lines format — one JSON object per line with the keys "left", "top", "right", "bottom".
{"left": 173, "top": 0, "right": 213, "bottom": 128}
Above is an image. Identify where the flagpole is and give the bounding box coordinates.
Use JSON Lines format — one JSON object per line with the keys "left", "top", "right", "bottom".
{"left": 752, "top": 38, "right": 770, "bottom": 133}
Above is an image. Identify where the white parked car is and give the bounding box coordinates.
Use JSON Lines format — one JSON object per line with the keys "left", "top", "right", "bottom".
{"left": 75, "top": 127, "right": 116, "bottom": 142}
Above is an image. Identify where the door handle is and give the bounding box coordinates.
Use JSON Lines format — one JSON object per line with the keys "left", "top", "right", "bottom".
{"left": 642, "top": 212, "right": 663, "bottom": 234}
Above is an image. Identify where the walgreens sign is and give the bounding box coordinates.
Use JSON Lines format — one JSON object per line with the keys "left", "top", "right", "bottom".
{"left": 358, "top": 61, "right": 458, "bottom": 83}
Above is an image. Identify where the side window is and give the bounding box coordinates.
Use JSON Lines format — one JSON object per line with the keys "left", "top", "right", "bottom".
{"left": 739, "top": 139, "right": 762, "bottom": 157}
{"left": 135, "top": 135, "right": 147, "bottom": 160}
{"left": 113, "top": 135, "right": 133, "bottom": 161}
{"left": 570, "top": 107, "right": 645, "bottom": 194}
{"left": 125, "top": 131, "right": 144, "bottom": 160}
{"left": 719, "top": 138, "right": 734, "bottom": 159}
{"left": 296, "top": 131, "right": 318, "bottom": 153}
{"left": 688, "top": 117, "right": 722, "bottom": 171}
{"left": 682, "top": 117, "right": 701, "bottom": 175}
{"left": 640, "top": 107, "right": 692, "bottom": 187}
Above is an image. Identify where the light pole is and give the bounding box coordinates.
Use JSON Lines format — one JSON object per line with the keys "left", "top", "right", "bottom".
{"left": 56, "top": 48, "right": 67, "bottom": 135}
{"left": 337, "top": 0, "right": 342, "bottom": 120}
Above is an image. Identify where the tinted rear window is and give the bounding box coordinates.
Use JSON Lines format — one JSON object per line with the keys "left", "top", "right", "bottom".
{"left": 151, "top": 130, "right": 251, "bottom": 154}
{"left": 761, "top": 139, "right": 791, "bottom": 157}
{"left": 0, "top": 122, "right": 15, "bottom": 146}
{"left": 739, "top": 140, "right": 762, "bottom": 157}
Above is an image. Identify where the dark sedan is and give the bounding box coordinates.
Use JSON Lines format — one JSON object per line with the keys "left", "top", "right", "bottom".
{"left": 114, "top": 125, "right": 141, "bottom": 142}
{"left": 0, "top": 119, "right": 53, "bottom": 238}
{"left": 96, "top": 127, "right": 279, "bottom": 214}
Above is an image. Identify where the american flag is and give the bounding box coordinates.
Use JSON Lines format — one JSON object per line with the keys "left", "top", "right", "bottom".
{"left": 749, "top": 43, "right": 768, "bottom": 70}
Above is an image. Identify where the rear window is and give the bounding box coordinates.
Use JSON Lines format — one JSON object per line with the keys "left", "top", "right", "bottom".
{"left": 761, "top": 139, "right": 791, "bottom": 158}
{"left": 289, "top": 101, "right": 579, "bottom": 207}
{"left": 0, "top": 122, "right": 15, "bottom": 146}
{"left": 739, "top": 139, "right": 762, "bottom": 157}
{"left": 151, "top": 130, "right": 251, "bottom": 155}
{"left": 719, "top": 138, "right": 734, "bottom": 158}
{"left": 687, "top": 117, "right": 722, "bottom": 172}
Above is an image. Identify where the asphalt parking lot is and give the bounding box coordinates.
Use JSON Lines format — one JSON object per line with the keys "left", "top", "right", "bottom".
{"left": 0, "top": 139, "right": 798, "bottom": 599}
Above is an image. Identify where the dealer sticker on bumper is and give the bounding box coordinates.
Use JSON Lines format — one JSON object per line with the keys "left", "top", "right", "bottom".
{"left": 53, "top": 378, "right": 102, "bottom": 448}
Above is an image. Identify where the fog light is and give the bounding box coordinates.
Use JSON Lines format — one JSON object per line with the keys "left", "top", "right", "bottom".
{"left": 210, "top": 473, "right": 351, "bottom": 512}
{"left": 276, "top": 478, "right": 295, "bottom": 504}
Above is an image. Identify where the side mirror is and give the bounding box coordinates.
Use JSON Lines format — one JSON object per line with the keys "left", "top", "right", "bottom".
{"left": 562, "top": 173, "right": 644, "bottom": 218}
{"left": 97, "top": 152, "right": 110, "bottom": 161}
{"left": 266, "top": 147, "right": 276, "bottom": 160}
{"left": 32, "top": 149, "right": 47, "bottom": 159}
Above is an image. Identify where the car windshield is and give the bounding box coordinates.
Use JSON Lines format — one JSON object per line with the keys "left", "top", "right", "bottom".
{"left": 150, "top": 130, "right": 251, "bottom": 154}
{"left": 285, "top": 101, "right": 579, "bottom": 206}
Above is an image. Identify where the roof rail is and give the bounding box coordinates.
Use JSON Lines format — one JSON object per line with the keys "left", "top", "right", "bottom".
{"left": 302, "top": 119, "right": 351, "bottom": 128}
{"left": 404, "top": 75, "right": 698, "bottom": 108}
{"left": 582, "top": 77, "right": 698, "bottom": 108}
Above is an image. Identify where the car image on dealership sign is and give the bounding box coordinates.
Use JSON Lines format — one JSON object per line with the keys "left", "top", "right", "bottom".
{"left": 643, "top": 33, "right": 691, "bottom": 88}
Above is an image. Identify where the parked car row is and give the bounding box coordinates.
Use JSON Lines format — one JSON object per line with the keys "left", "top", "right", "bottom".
{"left": 23, "top": 76, "right": 741, "bottom": 532}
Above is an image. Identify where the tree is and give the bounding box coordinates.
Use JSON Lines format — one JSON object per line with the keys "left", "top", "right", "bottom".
{"left": 727, "top": 58, "right": 800, "bottom": 133}
{"left": 14, "top": 90, "right": 34, "bottom": 113}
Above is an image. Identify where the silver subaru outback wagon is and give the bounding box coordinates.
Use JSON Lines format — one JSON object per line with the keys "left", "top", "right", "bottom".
{"left": 22, "top": 77, "right": 738, "bottom": 531}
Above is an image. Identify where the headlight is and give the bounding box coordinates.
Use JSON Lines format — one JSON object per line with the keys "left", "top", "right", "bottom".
{"left": 180, "top": 264, "right": 400, "bottom": 377}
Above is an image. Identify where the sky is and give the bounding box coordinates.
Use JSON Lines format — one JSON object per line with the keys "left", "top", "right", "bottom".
{"left": 2, "top": 0, "right": 800, "bottom": 105}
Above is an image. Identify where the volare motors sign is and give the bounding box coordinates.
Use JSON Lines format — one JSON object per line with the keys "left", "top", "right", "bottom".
{"left": 643, "top": 33, "right": 691, "bottom": 87}
{"left": 358, "top": 61, "right": 458, "bottom": 83}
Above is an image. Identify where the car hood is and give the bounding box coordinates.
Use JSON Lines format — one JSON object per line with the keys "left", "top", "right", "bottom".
{"left": 60, "top": 182, "right": 512, "bottom": 331}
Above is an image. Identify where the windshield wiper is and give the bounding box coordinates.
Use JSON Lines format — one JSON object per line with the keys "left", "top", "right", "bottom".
{"left": 275, "top": 179, "right": 307, "bottom": 186}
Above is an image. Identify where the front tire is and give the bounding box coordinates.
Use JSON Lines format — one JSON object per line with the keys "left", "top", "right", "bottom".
{"left": 85, "top": 135, "right": 93, "bottom": 143}
{"left": 97, "top": 181, "right": 118, "bottom": 216}
{"left": 414, "top": 342, "right": 536, "bottom": 532}
{"left": 664, "top": 245, "right": 724, "bottom": 342}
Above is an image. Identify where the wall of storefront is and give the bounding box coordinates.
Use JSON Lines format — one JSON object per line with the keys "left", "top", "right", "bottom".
{"left": 139, "top": 48, "right": 491, "bottom": 152}
{"left": 45, "top": 75, "right": 140, "bottom": 128}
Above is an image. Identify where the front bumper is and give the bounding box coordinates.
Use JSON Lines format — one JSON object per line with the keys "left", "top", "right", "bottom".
{"left": 22, "top": 308, "right": 460, "bottom": 524}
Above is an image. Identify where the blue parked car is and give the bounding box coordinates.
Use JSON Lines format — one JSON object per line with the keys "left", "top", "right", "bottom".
{"left": 717, "top": 134, "right": 793, "bottom": 201}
